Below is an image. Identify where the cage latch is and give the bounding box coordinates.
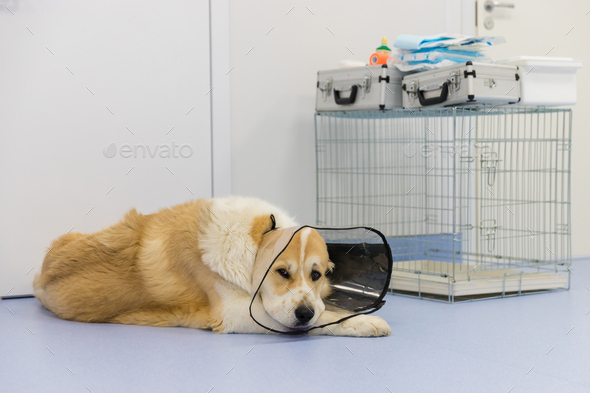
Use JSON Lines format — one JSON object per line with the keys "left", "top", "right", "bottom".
{"left": 480, "top": 219, "right": 497, "bottom": 252}
{"left": 319, "top": 78, "right": 333, "bottom": 101}
{"left": 481, "top": 152, "right": 500, "bottom": 186}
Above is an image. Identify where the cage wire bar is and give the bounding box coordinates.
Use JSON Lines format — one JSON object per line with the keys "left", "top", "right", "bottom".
{"left": 315, "top": 106, "right": 572, "bottom": 303}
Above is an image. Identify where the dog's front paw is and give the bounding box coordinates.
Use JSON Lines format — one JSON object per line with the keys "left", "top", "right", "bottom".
{"left": 335, "top": 315, "right": 391, "bottom": 337}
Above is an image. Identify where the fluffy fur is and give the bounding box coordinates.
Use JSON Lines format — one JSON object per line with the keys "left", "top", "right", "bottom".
{"left": 33, "top": 196, "right": 390, "bottom": 336}
{"left": 198, "top": 197, "right": 296, "bottom": 293}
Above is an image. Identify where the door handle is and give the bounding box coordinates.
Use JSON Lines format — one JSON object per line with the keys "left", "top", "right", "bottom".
{"left": 484, "top": 0, "right": 515, "bottom": 12}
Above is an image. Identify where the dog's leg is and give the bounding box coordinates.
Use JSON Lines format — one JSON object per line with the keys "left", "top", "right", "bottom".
{"left": 308, "top": 310, "right": 391, "bottom": 337}
{"left": 110, "top": 304, "right": 212, "bottom": 330}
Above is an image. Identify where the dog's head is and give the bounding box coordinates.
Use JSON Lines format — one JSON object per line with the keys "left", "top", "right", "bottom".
{"left": 254, "top": 227, "right": 333, "bottom": 330}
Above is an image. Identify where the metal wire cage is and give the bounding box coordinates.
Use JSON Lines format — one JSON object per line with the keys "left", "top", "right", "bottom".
{"left": 315, "top": 106, "right": 572, "bottom": 302}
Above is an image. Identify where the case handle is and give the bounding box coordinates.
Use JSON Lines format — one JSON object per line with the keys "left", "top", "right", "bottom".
{"left": 417, "top": 81, "right": 449, "bottom": 106}
{"left": 334, "top": 85, "right": 358, "bottom": 105}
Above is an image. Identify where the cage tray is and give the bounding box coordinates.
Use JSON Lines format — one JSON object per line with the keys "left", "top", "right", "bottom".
{"left": 391, "top": 261, "right": 568, "bottom": 297}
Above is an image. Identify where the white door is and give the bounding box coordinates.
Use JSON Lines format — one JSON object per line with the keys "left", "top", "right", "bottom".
{"left": 0, "top": 1, "right": 214, "bottom": 296}
{"left": 476, "top": 0, "right": 589, "bottom": 59}
{"left": 475, "top": 0, "right": 589, "bottom": 256}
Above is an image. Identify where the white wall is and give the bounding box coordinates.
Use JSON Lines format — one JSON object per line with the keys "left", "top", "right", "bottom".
{"left": 0, "top": 0, "right": 214, "bottom": 295}
{"left": 228, "top": 0, "right": 448, "bottom": 224}
{"left": 557, "top": 6, "right": 590, "bottom": 258}
{"left": 475, "top": 1, "right": 590, "bottom": 258}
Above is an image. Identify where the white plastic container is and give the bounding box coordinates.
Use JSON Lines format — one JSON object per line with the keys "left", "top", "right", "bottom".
{"left": 498, "top": 56, "right": 582, "bottom": 106}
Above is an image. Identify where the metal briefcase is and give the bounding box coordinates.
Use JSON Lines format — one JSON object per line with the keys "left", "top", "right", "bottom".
{"left": 316, "top": 65, "right": 405, "bottom": 112}
{"left": 401, "top": 61, "right": 520, "bottom": 109}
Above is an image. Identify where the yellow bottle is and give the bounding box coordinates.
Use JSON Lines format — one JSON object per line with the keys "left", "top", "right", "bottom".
{"left": 369, "top": 37, "right": 392, "bottom": 65}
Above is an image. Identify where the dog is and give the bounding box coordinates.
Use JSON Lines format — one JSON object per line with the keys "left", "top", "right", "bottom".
{"left": 34, "top": 196, "right": 390, "bottom": 337}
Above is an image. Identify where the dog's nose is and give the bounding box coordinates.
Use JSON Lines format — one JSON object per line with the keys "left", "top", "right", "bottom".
{"left": 294, "top": 306, "right": 314, "bottom": 324}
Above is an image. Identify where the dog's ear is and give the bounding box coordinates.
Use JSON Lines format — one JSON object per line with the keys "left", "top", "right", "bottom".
{"left": 326, "top": 261, "right": 335, "bottom": 275}
{"left": 249, "top": 214, "right": 276, "bottom": 246}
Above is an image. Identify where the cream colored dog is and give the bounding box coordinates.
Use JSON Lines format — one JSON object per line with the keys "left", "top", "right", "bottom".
{"left": 34, "top": 197, "right": 390, "bottom": 337}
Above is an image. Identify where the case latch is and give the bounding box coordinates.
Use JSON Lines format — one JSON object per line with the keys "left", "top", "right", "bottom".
{"left": 448, "top": 70, "right": 461, "bottom": 97}
{"left": 405, "top": 80, "right": 418, "bottom": 105}
{"left": 360, "top": 75, "right": 372, "bottom": 99}
{"left": 319, "top": 78, "right": 333, "bottom": 101}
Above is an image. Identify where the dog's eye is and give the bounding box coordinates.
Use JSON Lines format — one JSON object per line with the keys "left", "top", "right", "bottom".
{"left": 276, "top": 268, "right": 290, "bottom": 279}
{"left": 311, "top": 271, "right": 321, "bottom": 281}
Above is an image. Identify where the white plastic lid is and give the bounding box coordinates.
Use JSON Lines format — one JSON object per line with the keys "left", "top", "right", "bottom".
{"left": 498, "top": 56, "right": 582, "bottom": 69}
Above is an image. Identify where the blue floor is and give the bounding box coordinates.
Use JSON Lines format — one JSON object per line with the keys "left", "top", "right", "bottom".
{"left": 1, "top": 260, "right": 589, "bottom": 393}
